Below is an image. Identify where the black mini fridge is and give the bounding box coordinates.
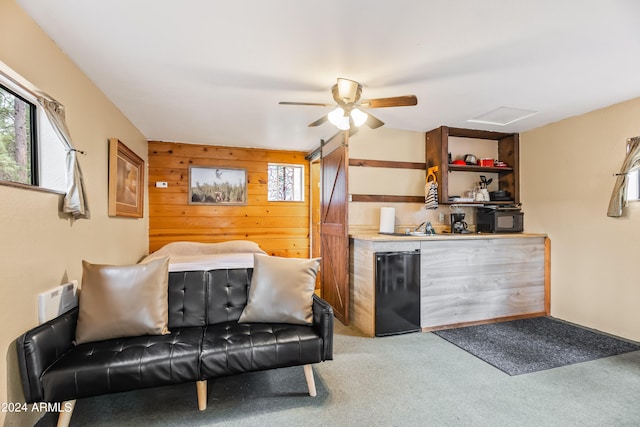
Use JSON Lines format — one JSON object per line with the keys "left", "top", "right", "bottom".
{"left": 375, "top": 250, "right": 421, "bottom": 336}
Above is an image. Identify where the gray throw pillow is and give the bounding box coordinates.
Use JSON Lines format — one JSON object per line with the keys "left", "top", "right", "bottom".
{"left": 75, "top": 257, "right": 170, "bottom": 344}
{"left": 238, "top": 254, "right": 320, "bottom": 325}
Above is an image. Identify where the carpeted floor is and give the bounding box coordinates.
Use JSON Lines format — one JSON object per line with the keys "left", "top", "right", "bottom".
{"left": 433, "top": 316, "right": 640, "bottom": 375}
{"left": 31, "top": 319, "right": 640, "bottom": 427}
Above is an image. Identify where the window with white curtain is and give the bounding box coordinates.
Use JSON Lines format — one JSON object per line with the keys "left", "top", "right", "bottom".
{"left": 0, "top": 77, "right": 66, "bottom": 193}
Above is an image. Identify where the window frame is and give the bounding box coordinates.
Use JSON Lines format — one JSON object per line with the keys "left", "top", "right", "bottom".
{"left": 267, "top": 163, "right": 305, "bottom": 202}
{"left": 0, "top": 82, "right": 39, "bottom": 187}
{"left": 626, "top": 168, "right": 640, "bottom": 202}
{"left": 0, "top": 72, "right": 67, "bottom": 196}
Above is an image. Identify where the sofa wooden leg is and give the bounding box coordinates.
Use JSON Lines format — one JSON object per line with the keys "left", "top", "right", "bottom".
{"left": 56, "top": 400, "right": 76, "bottom": 427}
{"left": 303, "top": 364, "right": 317, "bottom": 397}
{"left": 196, "top": 380, "right": 207, "bottom": 411}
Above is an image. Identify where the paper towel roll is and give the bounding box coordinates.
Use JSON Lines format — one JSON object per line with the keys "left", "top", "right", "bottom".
{"left": 379, "top": 207, "right": 395, "bottom": 233}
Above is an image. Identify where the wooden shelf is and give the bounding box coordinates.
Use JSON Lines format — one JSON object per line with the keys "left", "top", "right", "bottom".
{"left": 426, "top": 126, "right": 520, "bottom": 205}
{"left": 448, "top": 164, "right": 514, "bottom": 173}
{"left": 448, "top": 200, "right": 516, "bottom": 205}
{"left": 447, "top": 127, "right": 514, "bottom": 140}
{"left": 349, "top": 159, "right": 426, "bottom": 170}
{"left": 351, "top": 194, "right": 425, "bottom": 203}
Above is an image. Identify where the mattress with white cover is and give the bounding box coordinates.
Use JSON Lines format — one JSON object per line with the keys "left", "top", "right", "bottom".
{"left": 141, "top": 240, "right": 266, "bottom": 272}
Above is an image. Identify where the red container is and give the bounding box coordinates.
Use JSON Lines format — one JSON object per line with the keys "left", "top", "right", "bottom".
{"left": 479, "top": 158, "right": 494, "bottom": 167}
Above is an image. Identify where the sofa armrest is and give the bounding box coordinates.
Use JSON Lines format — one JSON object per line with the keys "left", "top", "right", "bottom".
{"left": 312, "top": 295, "right": 333, "bottom": 360}
{"left": 16, "top": 307, "right": 78, "bottom": 403}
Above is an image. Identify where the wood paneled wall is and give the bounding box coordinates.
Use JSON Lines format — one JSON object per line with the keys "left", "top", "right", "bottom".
{"left": 148, "top": 141, "right": 310, "bottom": 257}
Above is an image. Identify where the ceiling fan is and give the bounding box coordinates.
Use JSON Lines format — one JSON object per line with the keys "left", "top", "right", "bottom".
{"left": 279, "top": 78, "right": 418, "bottom": 131}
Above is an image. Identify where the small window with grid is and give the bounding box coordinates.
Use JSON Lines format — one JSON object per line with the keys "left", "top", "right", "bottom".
{"left": 267, "top": 164, "right": 304, "bottom": 202}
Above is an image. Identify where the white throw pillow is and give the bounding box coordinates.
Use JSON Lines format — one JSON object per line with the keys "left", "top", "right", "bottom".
{"left": 238, "top": 254, "right": 320, "bottom": 325}
{"left": 75, "top": 257, "right": 170, "bottom": 344}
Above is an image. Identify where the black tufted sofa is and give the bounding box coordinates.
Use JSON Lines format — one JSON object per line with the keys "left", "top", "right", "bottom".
{"left": 17, "top": 268, "right": 334, "bottom": 426}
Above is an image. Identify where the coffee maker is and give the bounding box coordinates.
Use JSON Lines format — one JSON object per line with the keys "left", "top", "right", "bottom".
{"left": 450, "top": 213, "right": 470, "bottom": 234}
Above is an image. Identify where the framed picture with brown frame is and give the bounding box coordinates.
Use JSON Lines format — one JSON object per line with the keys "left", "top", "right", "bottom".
{"left": 108, "top": 138, "right": 144, "bottom": 218}
{"left": 189, "top": 166, "right": 247, "bottom": 205}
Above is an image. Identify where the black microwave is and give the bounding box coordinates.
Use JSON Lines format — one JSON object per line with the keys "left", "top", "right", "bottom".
{"left": 476, "top": 206, "right": 524, "bottom": 233}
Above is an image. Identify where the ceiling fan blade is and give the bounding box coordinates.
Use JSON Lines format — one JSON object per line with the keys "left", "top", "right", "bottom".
{"left": 279, "top": 101, "right": 334, "bottom": 107}
{"left": 359, "top": 95, "right": 418, "bottom": 108}
{"left": 365, "top": 112, "right": 385, "bottom": 129}
{"left": 308, "top": 115, "right": 328, "bottom": 127}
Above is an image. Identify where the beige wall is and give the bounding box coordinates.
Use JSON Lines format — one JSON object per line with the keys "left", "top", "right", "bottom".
{"left": 348, "top": 126, "right": 477, "bottom": 233}
{"left": 349, "top": 127, "right": 428, "bottom": 232}
{"left": 0, "top": 1, "right": 148, "bottom": 424}
{"left": 521, "top": 97, "right": 640, "bottom": 341}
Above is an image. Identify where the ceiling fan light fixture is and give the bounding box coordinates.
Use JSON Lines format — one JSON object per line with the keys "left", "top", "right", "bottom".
{"left": 337, "top": 78, "right": 360, "bottom": 103}
{"left": 350, "top": 108, "right": 368, "bottom": 127}
{"left": 281, "top": 78, "right": 416, "bottom": 131}
{"left": 336, "top": 116, "right": 350, "bottom": 130}
{"left": 328, "top": 106, "right": 354, "bottom": 130}
{"left": 327, "top": 107, "right": 345, "bottom": 126}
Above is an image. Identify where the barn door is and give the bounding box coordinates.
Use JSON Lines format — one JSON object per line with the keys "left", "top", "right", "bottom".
{"left": 320, "top": 132, "right": 349, "bottom": 324}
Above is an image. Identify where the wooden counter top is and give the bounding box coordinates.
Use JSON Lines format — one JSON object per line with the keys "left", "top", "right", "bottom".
{"left": 350, "top": 232, "right": 547, "bottom": 242}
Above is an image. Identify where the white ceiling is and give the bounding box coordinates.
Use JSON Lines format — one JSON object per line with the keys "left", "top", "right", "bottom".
{"left": 16, "top": 0, "right": 640, "bottom": 152}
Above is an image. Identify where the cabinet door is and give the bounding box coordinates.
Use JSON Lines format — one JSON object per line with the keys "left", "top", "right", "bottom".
{"left": 420, "top": 238, "right": 545, "bottom": 328}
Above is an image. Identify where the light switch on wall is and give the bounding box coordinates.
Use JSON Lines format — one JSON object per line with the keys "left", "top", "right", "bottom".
{"left": 156, "top": 181, "right": 168, "bottom": 188}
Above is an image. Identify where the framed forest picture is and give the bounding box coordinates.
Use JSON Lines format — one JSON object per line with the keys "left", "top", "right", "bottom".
{"left": 188, "top": 166, "right": 247, "bottom": 205}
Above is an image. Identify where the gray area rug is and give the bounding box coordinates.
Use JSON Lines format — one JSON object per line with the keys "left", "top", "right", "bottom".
{"left": 433, "top": 316, "right": 640, "bottom": 376}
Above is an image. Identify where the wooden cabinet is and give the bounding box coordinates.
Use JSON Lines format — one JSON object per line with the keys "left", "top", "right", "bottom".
{"left": 349, "top": 234, "right": 549, "bottom": 336}
{"left": 419, "top": 237, "right": 546, "bottom": 329}
{"left": 425, "top": 126, "right": 519, "bottom": 204}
